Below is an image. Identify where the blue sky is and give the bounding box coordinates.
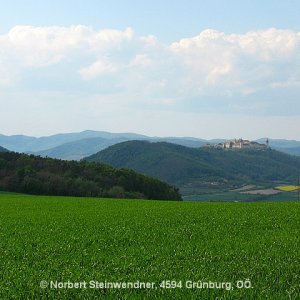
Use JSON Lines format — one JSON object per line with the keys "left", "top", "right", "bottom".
{"left": 1, "top": 0, "right": 300, "bottom": 139}
{"left": 1, "top": 0, "right": 299, "bottom": 41}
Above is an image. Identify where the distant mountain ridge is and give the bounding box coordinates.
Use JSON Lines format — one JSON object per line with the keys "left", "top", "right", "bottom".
{"left": 0, "top": 130, "right": 147, "bottom": 153}
{"left": 0, "top": 131, "right": 300, "bottom": 159}
{"left": 256, "top": 138, "right": 300, "bottom": 149}
{"left": 27, "top": 137, "right": 129, "bottom": 161}
{"left": 274, "top": 147, "right": 300, "bottom": 157}
{"left": 84, "top": 140, "right": 300, "bottom": 194}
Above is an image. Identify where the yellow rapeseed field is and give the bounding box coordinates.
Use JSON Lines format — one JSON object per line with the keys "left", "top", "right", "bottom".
{"left": 276, "top": 185, "right": 300, "bottom": 192}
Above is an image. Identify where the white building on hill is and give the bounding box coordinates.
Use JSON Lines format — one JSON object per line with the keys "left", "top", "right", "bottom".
{"left": 223, "top": 138, "right": 268, "bottom": 149}
{"left": 203, "top": 138, "right": 269, "bottom": 150}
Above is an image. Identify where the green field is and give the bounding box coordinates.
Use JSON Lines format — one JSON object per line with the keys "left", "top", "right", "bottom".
{"left": 0, "top": 194, "right": 299, "bottom": 299}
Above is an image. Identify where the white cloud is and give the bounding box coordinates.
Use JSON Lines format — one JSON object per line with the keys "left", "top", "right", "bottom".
{"left": 80, "top": 59, "right": 118, "bottom": 80}
{"left": 129, "top": 54, "right": 153, "bottom": 68}
{"left": 7, "top": 25, "right": 85, "bottom": 67}
{"left": 0, "top": 25, "right": 134, "bottom": 74}
{"left": 235, "top": 28, "right": 298, "bottom": 61}
{"left": 0, "top": 25, "right": 300, "bottom": 119}
{"left": 170, "top": 28, "right": 300, "bottom": 94}
{"left": 139, "top": 35, "right": 159, "bottom": 48}
{"left": 89, "top": 27, "right": 134, "bottom": 52}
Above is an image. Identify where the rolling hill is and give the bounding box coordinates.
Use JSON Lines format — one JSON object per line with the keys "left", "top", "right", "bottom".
{"left": 256, "top": 138, "right": 300, "bottom": 156}
{"left": 85, "top": 141, "right": 300, "bottom": 193}
{"left": 0, "top": 131, "right": 208, "bottom": 160}
{"left": 1, "top": 131, "right": 300, "bottom": 160}
{"left": 0, "top": 151, "right": 181, "bottom": 201}
{"left": 273, "top": 146, "right": 300, "bottom": 157}
{"left": 29, "top": 136, "right": 208, "bottom": 160}
{"left": 29, "top": 137, "right": 129, "bottom": 160}
{"left": 0, "top": 146, "right": 9, "bottom": 152}
{"left": 0, "top": 130, "right": 147, "bottom": 153}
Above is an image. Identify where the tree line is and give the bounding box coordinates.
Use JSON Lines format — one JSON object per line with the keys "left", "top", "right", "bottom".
{"left": 0, "top": 152, "right": 182, "bottom": 201}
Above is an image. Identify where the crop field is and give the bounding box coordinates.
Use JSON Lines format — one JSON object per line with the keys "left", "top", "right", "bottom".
{"left": 183, "top": 184, "right": 300, "bottom": 202}
{"left": 183, "top": 190, "right": 299, "bottom": 202}
{"left": 276, "top": 185, "right": 300, "bottom": 192}
{"left": 0, "top": 193, "right": 299, "bottom": 299}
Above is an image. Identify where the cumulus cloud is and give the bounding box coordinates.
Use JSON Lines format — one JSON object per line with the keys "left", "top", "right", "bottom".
{"left": 0, "top": 25, "right": 300, "bottom": 116}
{"left": 5, "top": 25, "right": 134, "bottom": 67}
{"left": 6, "top": 25, "right": 84, "bottom": 67}
{"left": 80, "top": 59, "right": 119, "bottom": 80}
{"left": 170, "top": 28, "right": 300, "bottom": 95}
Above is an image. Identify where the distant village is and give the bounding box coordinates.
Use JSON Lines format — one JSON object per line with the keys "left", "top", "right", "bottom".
{"left": 202, "top": 138, "right": 269, "bottom": 150}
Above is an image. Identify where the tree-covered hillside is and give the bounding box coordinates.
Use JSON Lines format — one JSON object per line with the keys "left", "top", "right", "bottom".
{"left": 274, "top": 146, "right": 300, "bottom": 157}
{"left": 85, "top": 141, "right": 300, "bottom": 190}
{"left": 0, "top": 152, "right": 181, "bottom": 201}
{"left": 0, "top": 146, "right": 9, "bottom": 152}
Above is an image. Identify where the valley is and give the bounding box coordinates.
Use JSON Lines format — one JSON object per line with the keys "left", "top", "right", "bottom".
{"left": 85, "top": 140, "right": 300, "bottom": 201}
{"left": 1, "top": 131, "right": 300, "bottom": 202}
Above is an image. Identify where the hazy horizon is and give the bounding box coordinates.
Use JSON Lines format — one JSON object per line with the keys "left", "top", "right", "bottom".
{"left": 1, "top": 129, "right": 299, "bottom": 142}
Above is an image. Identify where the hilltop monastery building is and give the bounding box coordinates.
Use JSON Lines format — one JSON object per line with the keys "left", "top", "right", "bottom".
{"left": 204, "top": 138, "right": 269, "bottom": 150}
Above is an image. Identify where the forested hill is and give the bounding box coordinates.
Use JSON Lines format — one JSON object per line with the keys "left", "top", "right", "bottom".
{"left": 0, "top": 146, "right": 9, "bottom": 152}
{"left": 85, "top": 140, "right": 300, "bottom": 189}
{"left": 0, "top": 152, "right": 181, "bottom": 201}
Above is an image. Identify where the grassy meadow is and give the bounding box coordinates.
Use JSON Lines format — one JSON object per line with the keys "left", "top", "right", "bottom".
{"left": 0, "top": 193, "right": 299, "bottom": 299}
